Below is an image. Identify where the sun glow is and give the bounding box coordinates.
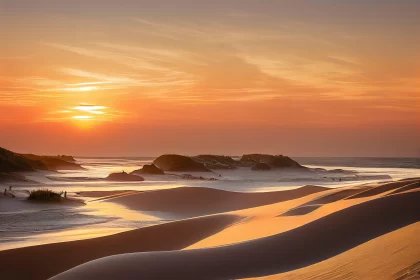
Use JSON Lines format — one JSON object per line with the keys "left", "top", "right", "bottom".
{"left": 74, "top": 105, "right": 106, "bottom": 115}
{"left": 75, "top": 86, "right": 99, "bottom": 92}
{"left": 72, "top": 115, "right": 93, "bottom": 120}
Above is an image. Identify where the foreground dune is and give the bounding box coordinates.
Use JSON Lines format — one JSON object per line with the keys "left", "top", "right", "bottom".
{"left": 187, "top": 179, "right": 419, "bottom": 248}
{"left": 104, "top": 185, "right": 328, "bottom": 218}
{"left": 250, "top": 222, "right": 420, "bottom": 279}
{"left": 1, "top": 179, "right": 419, "bottom": 280}
{"left": 50, "top": 190, "right": 420, "bottom": 280}
{"left": 0, "top": 214, "right": 241, "bottom": 280}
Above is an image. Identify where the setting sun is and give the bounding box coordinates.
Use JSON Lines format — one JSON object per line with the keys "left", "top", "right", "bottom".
{"left": 72, "top": 115, "right": 93, "bottom": 120}
{"left": 73, "top": 105, "right": 106, "bottom": 115}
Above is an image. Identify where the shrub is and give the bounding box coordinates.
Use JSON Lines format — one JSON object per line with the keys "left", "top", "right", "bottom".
{"left": 28, "top": 189, "right": 62, "bottom": 202}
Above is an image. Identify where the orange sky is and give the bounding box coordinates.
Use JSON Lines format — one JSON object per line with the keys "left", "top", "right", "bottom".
{"left": 1, "top": 0, "right": 419, "bottom": 156}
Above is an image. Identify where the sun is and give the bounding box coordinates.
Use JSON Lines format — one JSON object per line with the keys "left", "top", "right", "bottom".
{"left": 71, "top": 115, "right": 95, "bottom": 130}
{"left": 72, "top": 115, "right": 93, "bottom": 120}
{"left": 52, "top": 103, "right": 119, "bottom": 127}
{"left": 73, "top": 105, "right": 106, "bottom": 115}
{"left": 68, "top": 104, "right": 108, "bottom": 129}
{"left": 76, "top": 86, "right": 99, "bottom": 92}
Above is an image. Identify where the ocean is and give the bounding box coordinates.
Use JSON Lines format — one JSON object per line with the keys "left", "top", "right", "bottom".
{"left": 1, "top": 156, "right": 419, "bottom": 250}
{"left": 16, "top": 156, "right": 419, "bottom": 193}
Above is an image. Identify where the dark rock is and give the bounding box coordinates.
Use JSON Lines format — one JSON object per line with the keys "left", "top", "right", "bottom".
{"left": 106, "top": 171, "right": 144, "bottom": 181}
{"left": 1, "top": 146, "right": 84, "bottom": 172}
{"left": 22, "top": 154, "right": 84, "bottom": 171}
{"left": 153, "top": 154, "right": 210, "bottom": 172}
{"left": 131, "top": 164, "right": 164, "bottom": 175}
{"left": 57, "top": 155, "right": 76, "bottom": 162}
{"left": 240, "top": 154, "right": 304, "bottom": 168}
{"left": 1, "top": 147, "right": 47, "bottom": 172}
{"left": 251, "top": 162, "right": 272, "bottom": 171}
{"left": 193, "top": 155, "right": 239, "bottom": 170}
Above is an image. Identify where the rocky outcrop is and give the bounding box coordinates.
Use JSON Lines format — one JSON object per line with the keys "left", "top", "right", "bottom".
{"left": 57, "top": 155, "right": 76, "bottom": 162}
{"left": 1, "top": 147, "right": 47, "bottom": 172}
{"left": 153, "top": 154, "right": 210, "bottom": 172}
{"left": 251, "top": 162, "right": 271, "bottom": 171}
{"left": 0, "top": 147, "right": 84, "bottom": 172}
{"left": 22, "top": 154, "right": 84, "bottom": 171}
{"left": 193, "top": 155, "right": 239, "bottom": 170}
{"left": 106, "top": 171, "right": 144, "bottom": 181}
{"left": 131, "top": 164, "right": 164, "bottom": 175}
{"left": 241, "top": 154, "right": 304, "bottom": 169}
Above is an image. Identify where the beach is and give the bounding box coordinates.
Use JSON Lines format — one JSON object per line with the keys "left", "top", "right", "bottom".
{"left": 1, "top": 161, "right": 419, "bottom": 279}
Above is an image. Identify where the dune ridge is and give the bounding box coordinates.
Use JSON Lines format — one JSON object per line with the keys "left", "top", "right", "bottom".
{"left": 251, "top": 222, "right": 420, "bottom": 280}
{"left": 0, "top": 214, "right": 241, "bottom": 280}
{"left": 188, "top": 180, "right": 419, "bottom": 249}
{"left": 346, "top": 178, "right": 419, "bottom": 199}
{"left": 50, "top": 190, "right": 420, "bottom": 280}
{"left": 105, "top": 185, "right": 328, "bottom": 218}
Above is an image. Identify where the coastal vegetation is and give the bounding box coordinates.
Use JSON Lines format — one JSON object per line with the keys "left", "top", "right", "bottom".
{"left": 28, "top": 189, "right": 63, "bottom": 202}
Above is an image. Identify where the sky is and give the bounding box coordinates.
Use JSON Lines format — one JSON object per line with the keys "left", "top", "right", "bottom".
{"left": 1, "top": 0, "right": 419, "bottom": 157}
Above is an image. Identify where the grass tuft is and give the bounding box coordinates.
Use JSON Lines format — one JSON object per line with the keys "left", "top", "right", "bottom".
{"left": 28, "top": 189, "right": 62, "bottom": 202}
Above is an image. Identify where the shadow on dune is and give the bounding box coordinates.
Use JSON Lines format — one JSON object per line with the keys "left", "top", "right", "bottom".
{"left": 0, "top": 215, "right": 241, "bottom": 280}
{"left": 278, "top": 188, "right": 368, "bottom": 217}
{"left": 279, "top": 204, "right": 322, "bottom": 216}
{"left": 387, "top": 181, "right": 420, "bottom": 196}
{"left": 106, "top": 185, "right": 328, "bottom": 218}
{"left": 303, "top": 188, "right": 367, "bottom": 205}
{"left": 346, "top": 179, "right": 419, "bottom": 199}
{"left": 51, "top": 191, "right": 420, "bottom": 280}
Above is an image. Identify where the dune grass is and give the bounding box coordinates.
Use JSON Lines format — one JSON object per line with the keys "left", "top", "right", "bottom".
{"left": 28, "top": 189, "right": 62, "bottom": 202}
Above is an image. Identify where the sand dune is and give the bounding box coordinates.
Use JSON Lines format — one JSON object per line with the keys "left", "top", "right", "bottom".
{"left": 104, "top": 185, "right": 328, "bottom": 218}
{"left": 1, "top": 180, "right": 419, "bottom": 280}
{"left": 387, "top": 181, "right": 420, "bottom": 195}
{"left": 302, "top": 187, "right": 368, "bottom": 205}
{"left": 346, "top": 178, "right": 419, "bottom": 199}
{"left": 279, "top": 187, "right": 370, "bottom": 216}
{"left": 280, "top": 204, "right": 322, "bottom": 216}
{"left": 50, "top": 190, "right": 420, "bottom": 280}
{"left": 0, "top": 214, "right": 240, "bottom": 280}
{"left": 185, "top": 185, "right": 385, "bottom": 248}
{"left": 250, "top": 222, "right": 420, "bottom": 280}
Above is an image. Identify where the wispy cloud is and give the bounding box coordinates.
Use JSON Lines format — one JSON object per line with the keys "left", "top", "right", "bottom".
{"left": 60, "top": 68, "right": 197, "bottom": 91}
{"left": 96, "top": 42, "right": 206, "bottom": 66}
{"left": 45, "top": 103, "right": 131, "bottom": 123}
{"left": 45, "top": 42, "right": 171, "bottom": 72}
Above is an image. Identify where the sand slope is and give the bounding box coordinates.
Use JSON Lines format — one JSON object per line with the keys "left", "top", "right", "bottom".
{"left": 50, "top": 190, "right": 420, "bottom": 280}
{"left": 0, "top": 214, "right": 240, "bottom": 280}
{"left": 251, "top": 222, "right": 420, "bottom": 280}
{"left": 105, "top": 185, "right": 328, "bottom": 218}
{"left": 187, "top": 180, "right": 419, "bottom": 249}
{"left": 1, "top": 179, "right": 419, "bottom": 280}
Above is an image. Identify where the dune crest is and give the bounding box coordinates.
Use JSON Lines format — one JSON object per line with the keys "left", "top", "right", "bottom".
{"left": 105, "top": 185, "right": 328, "bottom": 218}
{"left": 251, "top": 222, "right": 420, "bottom": 279}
